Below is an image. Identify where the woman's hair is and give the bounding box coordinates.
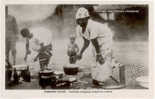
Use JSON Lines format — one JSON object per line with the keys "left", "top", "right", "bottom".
{"left": 20, "top": 28, "right": 30, "bottom": 38}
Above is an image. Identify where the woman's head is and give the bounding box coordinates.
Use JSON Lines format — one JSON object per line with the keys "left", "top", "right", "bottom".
{"left": 20, "top": 28, "right": 33, "bottom": 39}
{"left": 69, "top": 34, "right": 76, "bottom": 44}
{"left": 76, "top": 7, "right": 90, "bottom": 27}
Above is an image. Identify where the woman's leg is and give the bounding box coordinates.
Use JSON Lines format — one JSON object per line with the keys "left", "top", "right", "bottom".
{"left": 5, "top": 40, "right": 11, "bottom": 63}
{"left": 92, "top": 48, "right": 113, "bottom": 84}
{"left": 40, "top": 63, "right": 44, "bottom": 71}
{"left": 11, "top": 46, "right": 16, "bottom": 65}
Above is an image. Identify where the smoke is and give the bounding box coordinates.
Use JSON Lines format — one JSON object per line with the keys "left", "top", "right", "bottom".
{"left": 7, "top": 5, "right": 148, "bottom": 42}
{"left": 38, "top": 5, "right": 77, "bottom": 39}
{"left": 29, "top": 26, "right": 53, "bottom": 45}
{"left": 8, "top": 5, "right": 57, "bottom": 22}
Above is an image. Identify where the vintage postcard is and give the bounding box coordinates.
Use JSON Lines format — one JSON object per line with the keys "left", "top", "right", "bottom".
{"left": 0, "top": 0, "right": 154, "bottom": 99}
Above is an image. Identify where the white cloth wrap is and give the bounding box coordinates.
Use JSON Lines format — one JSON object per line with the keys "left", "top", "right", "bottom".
{"left": 77, "top": 19, "right": 114, "bottom": 82}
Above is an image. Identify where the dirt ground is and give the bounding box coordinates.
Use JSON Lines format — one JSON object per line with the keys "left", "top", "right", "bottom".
{"left": 7, "top": 66, "right": 146, "bottom": 89}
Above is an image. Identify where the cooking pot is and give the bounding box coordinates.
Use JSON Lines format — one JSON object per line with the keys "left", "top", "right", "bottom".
{"left": 39, "top": 69, "right": 55, "bottom": 89}
{"left": 63, "top": 64, "right": 79, "bottom": 75}
{"left": 13, "top": 64, "right": 28, "bottom": 71}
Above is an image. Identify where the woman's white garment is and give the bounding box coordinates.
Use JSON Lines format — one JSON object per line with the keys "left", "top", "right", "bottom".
{"left": 76, "top": 19, "right": 113, "bottom": 82}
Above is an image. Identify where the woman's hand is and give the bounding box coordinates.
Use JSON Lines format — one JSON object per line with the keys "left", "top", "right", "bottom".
{"left": 34, "top": 58, "right": 37, "bottom": 62}
{"left": 27, "top": 50, "right": 31, "bottom": 55}
{"left": 24, "top": 50, "right": 31, "bottom": 61}
{"left": 77, "top": 53, "right": 82, "bottom": 60}
{"left": 24, "top": 55, "right": 27, "bottom": 62}
{"left": 77, "top": 37, "right": 90, "bottom": 60}
{"left": 96, "top": 54, "right": 105, "bottom": 65}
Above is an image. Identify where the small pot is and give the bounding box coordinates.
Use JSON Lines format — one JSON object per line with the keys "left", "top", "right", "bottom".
{"left": 63, "top": 64, "right": 79, "bottom": 75}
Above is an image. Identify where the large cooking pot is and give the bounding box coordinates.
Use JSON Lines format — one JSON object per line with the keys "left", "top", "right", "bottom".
{"left": 63, "top": 64, "right": 79, "bottom": 75}
{"left": 39, "top": 69, "right": 55, "bottom": 89}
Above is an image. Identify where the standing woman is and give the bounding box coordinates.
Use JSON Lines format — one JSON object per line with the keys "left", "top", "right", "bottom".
{"left": 76, "top": 7, "right": 114, "bottom": 86}
{"left": 5, "top": 6, "right": 19, "bottom": 65}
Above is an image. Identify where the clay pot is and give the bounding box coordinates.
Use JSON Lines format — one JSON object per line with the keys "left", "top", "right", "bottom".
{"left": 63, "top": 64, "right": 79, "bottom": 75}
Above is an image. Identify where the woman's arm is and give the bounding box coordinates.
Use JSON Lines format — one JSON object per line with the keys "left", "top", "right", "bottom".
{"left": 67, "top": 45, "right": 71, "bottom": 56}
{"left": 91, "top": 38, "right": 105, "bottom": 64}
{"left": 79, "top": 37, "right": 90, "bottom": 57}
{"left": 75, "top": 44, "right": 79, "bottom": 53}
{"left": 26, "top": 38, "right": 29, "bottom": 52}
{"left": 34, "top": 54, "right": 39, "bottom": 62}
{"left": 91, "top": 38, "right": 100, "bottom": 54}
{"left": 24, "top": 38, "right": 30, "bottom": 61}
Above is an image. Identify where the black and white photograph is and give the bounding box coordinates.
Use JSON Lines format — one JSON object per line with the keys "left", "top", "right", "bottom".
{"left": 4, "top": 4, "right": 149, "bottom": 90}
